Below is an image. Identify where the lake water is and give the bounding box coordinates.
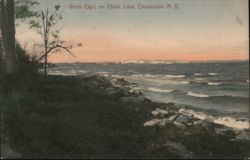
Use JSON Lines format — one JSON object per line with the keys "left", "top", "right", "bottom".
{"left": 47, "top": 61, "right": 249, "bottom": 129}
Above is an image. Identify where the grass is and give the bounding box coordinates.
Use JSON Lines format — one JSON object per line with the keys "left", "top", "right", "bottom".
{"left": 1, "top": 70, "right": 249, "bottom": 159}
{"left": 1, "top": 74, "right": 156, "bottom": 159}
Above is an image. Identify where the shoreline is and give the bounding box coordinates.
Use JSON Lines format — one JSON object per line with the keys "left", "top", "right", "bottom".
{"left": 1, "top": 73, "right": 250, "bottom": 158}
{"left": 106, "top": 73, "right": 249, "bottom": 131}
{"left": 49, "top": 70, "right": 249, "bottom": 130}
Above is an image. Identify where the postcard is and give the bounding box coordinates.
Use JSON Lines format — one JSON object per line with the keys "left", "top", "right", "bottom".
{"left": 0, "top": 0, "right": 249, "bottom": 159}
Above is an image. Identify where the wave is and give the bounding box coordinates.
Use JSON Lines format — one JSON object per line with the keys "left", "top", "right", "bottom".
{"left": 177, "top": 81, "right": 189, "bottom": 84}
{"left": 207, "top": 82, "right": 222, "bottom": 86}
{"left": 121, "top": 60, "right": 190, "bottom": 64}
{"left": 144, "top": 74, "right": 161, "bottom": 78}
{"left": 111, "top": 74, "right": 124, "bottom": 78}
{"left": 70, "top": 69, "right": 77, "bottom": 73}
{"left": 194, "top": 73, "right": 202, "bottom": 76}
{"left": 131, "top": 86, "right": 144, "bottom": 90}
{"left": 48, "top": 72, "right": 77, "bottom": 76}
{"left": 78, "top": 70, "right": 88, "bottom": 74}
{"left": 178, "top": 108, "right": 249, "bottom": 129}
{"left": 147, "top": 87, "right": 174, "bottom": 93}
{"left": 190, "top": 81, "right": 208, "bottom": 85}
{"left": 187, "top": 91, "right": 249, "bottom": 100}
{"left": 161, "top": 80, "right": 189, "bottom": 85}
{"left": 187, "top": 92, "right": 209, "bottom": 98}
{"left": 208, "top": 73, "right": 219, "bottom": 76}
{"left": 48, "top": 69, "right": 90, "bottom": 76}
{"left": 97, "top": 71, "right": 111, "bottom": 77}
{"left": 131, "top": 74, "right": 162, "bottom": 78}
{"left": 214, "top": 117, "right": 249, "bottom": 129}
{"left": 130, "top": 74, "right": 187, "bottom": 82}
{"left": 194, "top": 78, "right": 205, "bottom": 81}
{"left": 164, "top": 75, "right": 186, "bottom": 79}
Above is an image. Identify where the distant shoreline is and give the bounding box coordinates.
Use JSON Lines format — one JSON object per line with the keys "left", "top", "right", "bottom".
{"left": 49, "top": 59, "right": 249, "bottom": 65}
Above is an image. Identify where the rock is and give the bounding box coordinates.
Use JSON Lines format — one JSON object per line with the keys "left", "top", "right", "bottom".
{"left": 168, "top": 110, "right": 176, "bottom": 115}
{"left": 175, "top": 114, "right": 193, "bottom": 124}
{"left": 128, "top": 89, "right": 134, "bottom": 93}
{"left": 105, "top": 87, "right": 119, "bottom": 95}
{"left": 151, "top": 108, "right": 169, "bottom": 117}
{"left": 81, "top": 74, "right": 111, "bottom": 87}
{"left": 128, "top": 89, "right": 143, "bottom": 97}
{"left": 193, "top": 120, "right": 204, "bottom": 126}
{"left": 119, "top": 86, "right": 130, "bottom": 96}
{"left": 133, "top": 90, "right": 143, "bottom": 96}
{"left": 158, "top": 118, "right": 172, "bottom": 127}
{"left": 193, "top": 119, "right": 213, "bottom": 130}
{"left": 144, "top": 119, "right": 162, "bottom": 127}
{"left": 178, "top": 108, "right": 193, "bottom": 117}
{"left": 111, "top": 78, "right": 130, "bottom": 86}
{"left": 151, "top": 110, "right": 159, "bottom": 116}
{"left": 204, "top": 117, "right": 214, "bottom": 124}
{"left": 165, "top": 103, "right": 179, "bottom": 111}
{"left": 144, "top": 118, "right": 171, "bottom": 127}
{"left": 173, "top": 121, "right": 186, "bottom": 130}
{"left": 193, "top": 120, "right": 206, "bottom": 131}
{"left": 158, "top": 110, "right": 169, "bottom": 118}
{"left": 166, "top": 102, "right": 175, "bottom": 108}
{"left": 168, "top": 114, "right": 179, "bottom": 122}
{"left": 137, "top": 95, "right": 146, "bottom": 101}
{"left": 156, "top": 108, "right": 169, "bottom": 115}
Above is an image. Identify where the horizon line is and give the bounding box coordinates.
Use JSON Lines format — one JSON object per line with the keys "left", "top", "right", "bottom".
{"left": 50, "top": 59, "right": 249, "bottom": 64}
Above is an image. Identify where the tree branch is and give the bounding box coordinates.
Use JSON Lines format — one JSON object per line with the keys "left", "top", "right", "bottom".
{"left": 35, "top": 44, "right": 75, "bottom": 62}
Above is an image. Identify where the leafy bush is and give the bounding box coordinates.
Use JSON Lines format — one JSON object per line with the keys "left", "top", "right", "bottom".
{"left": 16, "top": 42, "right": 39, "bottom": 77}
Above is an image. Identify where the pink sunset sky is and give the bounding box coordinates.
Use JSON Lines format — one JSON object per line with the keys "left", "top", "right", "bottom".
{"left": 16, "top": 0, "right": 249, "bottom": 63}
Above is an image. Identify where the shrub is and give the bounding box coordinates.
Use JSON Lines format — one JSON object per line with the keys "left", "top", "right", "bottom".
{"left": 16, "top": 42, "right": 39, "bottom": 77}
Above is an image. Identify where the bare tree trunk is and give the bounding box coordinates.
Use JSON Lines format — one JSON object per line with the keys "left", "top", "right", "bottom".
{"left": 0, "top": 0, "right": 16, "bottom": 74}
{"left": 44, "top": 44, "right": 47, "bottom": 76}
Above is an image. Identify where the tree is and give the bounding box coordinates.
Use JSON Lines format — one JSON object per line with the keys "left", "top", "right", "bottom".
{"left": 30, "top": 5, "right": 81, "bottom": 76}
{"left": 0, "top": 38, "right": 5, "bottom": 77}
{"left": 0, "top": 0, "right": 16, "bottom": 74}
{"left": 0, "top": 0, "right": 39, "bottom": 74}
{"left": 15, "top": 0, "right": 39, "bottom": 21}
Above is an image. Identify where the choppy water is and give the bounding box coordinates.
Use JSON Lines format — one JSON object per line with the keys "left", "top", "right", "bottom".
{"left": 47, "top": 61, "right": 249, "bottom": 129}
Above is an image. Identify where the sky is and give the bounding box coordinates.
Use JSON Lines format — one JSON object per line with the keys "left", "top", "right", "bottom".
{"left": 16, "top": 0, "right": 249, "bottom": 63}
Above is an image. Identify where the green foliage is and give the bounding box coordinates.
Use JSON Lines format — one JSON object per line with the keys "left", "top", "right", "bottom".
{"left": 29, "top": 19, "right": 41, "bottom": 29}
{"left": 15, "top": 0, "right": 39, "bottom": 20}
{"left": 0, "top": 75, "right": 151, "bottom": 158}
{"left": 15, "top": 42, "right": 39, "bottom": 77}
{"left": 54, "top": 5, "right": 60, "bottom": 11}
